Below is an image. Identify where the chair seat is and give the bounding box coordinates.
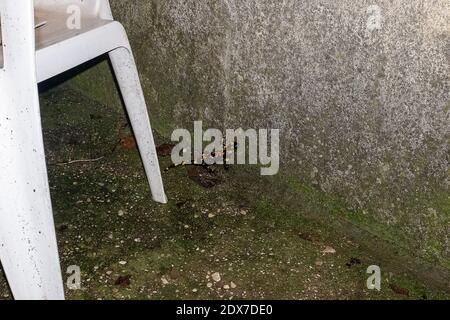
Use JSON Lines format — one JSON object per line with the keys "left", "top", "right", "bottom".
{"left": 1, "top": 8, "right": 120, "bottom": 82}
{"left": 34, "top": 9, "right": 111, "bottom": 51}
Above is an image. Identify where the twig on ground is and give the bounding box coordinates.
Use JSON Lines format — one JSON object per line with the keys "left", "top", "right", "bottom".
{"left": 54, "top": 156, "right": 105, "bottom": 166}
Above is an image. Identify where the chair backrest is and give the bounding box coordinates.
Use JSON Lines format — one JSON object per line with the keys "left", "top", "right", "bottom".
{"left": 34, "top": 0, "right": 112, "bottom": 19}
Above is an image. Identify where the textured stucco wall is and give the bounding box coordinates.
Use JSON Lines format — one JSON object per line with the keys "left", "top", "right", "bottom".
{"left": 71, "top": 0, "right": 450, "bottom": 270}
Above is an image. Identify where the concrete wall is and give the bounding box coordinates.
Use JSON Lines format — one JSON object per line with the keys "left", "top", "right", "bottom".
{"left": 72, "top": 0, "right": 450, "bottom": 270}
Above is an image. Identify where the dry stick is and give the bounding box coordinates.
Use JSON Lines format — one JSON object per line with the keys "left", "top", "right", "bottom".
{"left": 35, "top": 21, "right": 48, "bottom": 29}
{"left": 54, "top": 156, "right": 105, "bottom": 166}
{"left": 49, "top": 139, "right": 121, "bottom": 167}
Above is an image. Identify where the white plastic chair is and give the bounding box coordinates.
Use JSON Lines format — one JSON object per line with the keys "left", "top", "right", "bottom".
{"left": 0, "top": 0, "right": 167, "bottom": 300}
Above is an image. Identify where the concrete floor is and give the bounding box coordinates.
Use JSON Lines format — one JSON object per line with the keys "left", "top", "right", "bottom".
{"left": 0, "top": 86, "right": 448, "bottom": 300}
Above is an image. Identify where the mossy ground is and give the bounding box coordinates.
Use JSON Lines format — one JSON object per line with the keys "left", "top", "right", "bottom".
{"left": 0, "top": 86, "right": 448, "bottom": 300}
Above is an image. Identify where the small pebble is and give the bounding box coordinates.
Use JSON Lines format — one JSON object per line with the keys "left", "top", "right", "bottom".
{"left": 211, "top": 272, "right": 221, "bottom": 282}
{"left": 322, "top": 246, "right": 336, "bottom": 254}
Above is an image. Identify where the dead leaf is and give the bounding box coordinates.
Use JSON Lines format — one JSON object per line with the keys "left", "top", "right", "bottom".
{"left": 120, "top": 136, "right": 137, "bottom": 150}
{"left": 156, "top": 143, "right": 175, "bottom": 157}
{"left": 389, "top": 284, "right": 410, "bottom": 297}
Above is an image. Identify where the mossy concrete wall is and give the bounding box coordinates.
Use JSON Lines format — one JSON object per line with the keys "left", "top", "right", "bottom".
{"left": 70, "top": 0, "right": 450, "bottom": 272}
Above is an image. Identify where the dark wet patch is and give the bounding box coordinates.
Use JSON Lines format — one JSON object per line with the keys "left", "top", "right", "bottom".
{"left": 298, "top": 232, "right": 318, "bottom": 243}
{"left": 346, "top": 257, "right": 362, "bottom": 268}
{"left": 115, "top": 275, "right": 131, "bottom": 287}
{"left": 187, "top": 166, "right": 221, "bottom": 188}
{"left": 58, "top": 224, "right": 69, "bottom": 233}
{"left": 175, "top": 200, "right": 189, "bottom": 209}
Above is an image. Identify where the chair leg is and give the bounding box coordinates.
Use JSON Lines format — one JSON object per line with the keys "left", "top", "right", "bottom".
{"left": 109, "top": 47, "right": 167, "bottom": 204}
{"left": 0, "top": 96, "right": 64, "bottom": 300}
